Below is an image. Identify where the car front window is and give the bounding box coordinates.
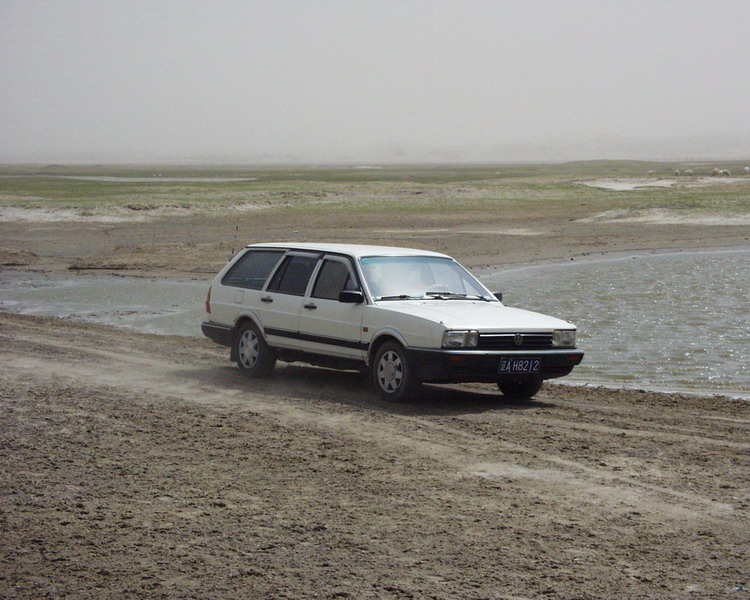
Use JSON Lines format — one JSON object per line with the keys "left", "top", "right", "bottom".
{"left": 360, "top": 256, "right": 491, "bottom": 301}
{"left": 312, "top": 259, "right": 358, "bottom": 300}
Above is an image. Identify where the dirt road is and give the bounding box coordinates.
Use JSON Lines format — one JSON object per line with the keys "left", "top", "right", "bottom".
{"left": 1, "top": 312, "right": 748, "bottom": 599}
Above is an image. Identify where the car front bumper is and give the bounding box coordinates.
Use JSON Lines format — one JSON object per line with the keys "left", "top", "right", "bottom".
{"left": 405, "top": 348, "right": 584, "bottom": 383}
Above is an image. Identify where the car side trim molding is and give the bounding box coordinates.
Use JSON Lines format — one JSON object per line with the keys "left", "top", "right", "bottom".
{"left": 265, "top": 327, "right": 369, "bottom": 351}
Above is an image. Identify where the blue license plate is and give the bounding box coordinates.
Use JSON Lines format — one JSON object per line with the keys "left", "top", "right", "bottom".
{"left": 499, "top": 357, "right": 541, "bottom": 374}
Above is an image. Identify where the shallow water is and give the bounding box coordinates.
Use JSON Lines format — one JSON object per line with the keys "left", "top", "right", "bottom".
{"left": 580, "top": 178, "right": 678, "bottom": 191}
{"left": 55, "top": 176, "right": 258, "bottom": 183}
{"left": 1, "top": 248, "right": 748, "bottom": 397}
{"left": 0, "top": 273, "right": 206, "bottom": 336}
{"left": 483, "top": 249, "right": 750, "bottom": 397}
{"left": 0, "top": 175, "right": 257, "bottom": 183}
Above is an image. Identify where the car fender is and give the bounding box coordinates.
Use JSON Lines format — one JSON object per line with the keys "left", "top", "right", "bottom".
{"left": 367, "top": 327, "right": 410, "bottom": 363}
{"left": 233, "top": 310, "right": 267, "bottom": 338}
{"left": 229, "top": 310, "right": 268, "bottom": 363}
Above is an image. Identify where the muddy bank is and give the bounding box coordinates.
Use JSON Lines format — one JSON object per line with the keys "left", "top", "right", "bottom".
{"left": 1, "top": 313, "right": 749, "bottom": 598}
{"left": 2, "top": 197, "right": 750, "bottom": 279}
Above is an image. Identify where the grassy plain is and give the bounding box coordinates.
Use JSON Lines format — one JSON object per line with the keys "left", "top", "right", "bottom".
{"left": 2, "top": 160, "right": 749, "bottom": 214}
{"left": 1, "top": 160, "right": 749, "bottom": 276}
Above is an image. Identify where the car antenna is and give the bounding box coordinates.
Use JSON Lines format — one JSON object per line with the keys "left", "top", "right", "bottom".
{"left": 230, "top": 224, "right": 239, "bottom": 258}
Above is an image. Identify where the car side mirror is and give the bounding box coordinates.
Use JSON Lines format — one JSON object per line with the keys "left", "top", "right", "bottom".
{"left": 493, "top": 291, "right": 503, "bottom": 302}
{"left": 339, "top": 290, "right": 365, "bottom": 304}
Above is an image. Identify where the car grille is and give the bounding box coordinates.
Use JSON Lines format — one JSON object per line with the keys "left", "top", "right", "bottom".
{"left": 477, "top": 333, "right": 553, "bottom": 350}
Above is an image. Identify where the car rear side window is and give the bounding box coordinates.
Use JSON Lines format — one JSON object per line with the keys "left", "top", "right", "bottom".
{"left": 221, "top": 250, "right": 285, "bottom": 289}
{"left": 312, "top": 259, "right": 357, "bottom": 300}
{"left": 267, "top": 254, "right": 320, "bottom": 295}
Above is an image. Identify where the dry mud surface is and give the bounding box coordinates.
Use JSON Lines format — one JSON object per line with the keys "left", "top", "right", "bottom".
{"left": 1, "top": 313, "right": 749, "bottom": 599}
{"left": 2, "top": 194, "right": 750, "bottom": 278}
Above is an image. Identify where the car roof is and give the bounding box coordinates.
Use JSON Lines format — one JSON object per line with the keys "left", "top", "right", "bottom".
{"left": 245, "top": 242, "right": 452, "bottom": 259}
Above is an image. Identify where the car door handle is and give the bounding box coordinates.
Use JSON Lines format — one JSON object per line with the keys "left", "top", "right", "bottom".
{"left": 261, "top": 296, "right": 273, "bottom": 303}
{"left": 303, "top": 303, "right": 317, "bottom": 310}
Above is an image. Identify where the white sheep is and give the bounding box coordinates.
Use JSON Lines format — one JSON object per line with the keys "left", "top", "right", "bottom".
{"left": 744, "top": 166, "right": 749, "bottom": 174}
{"left": 673, "top": 169, "right": 680, "bottom": 176}
{"left": 721, "top": 169, "right": 732, "bottom": 176}
{"left": 683, "top": 169, "right": 694, "bottom": 176}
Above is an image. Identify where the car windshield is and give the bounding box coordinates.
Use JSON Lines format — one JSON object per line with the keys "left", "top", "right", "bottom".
{"left": 360, "top": 255, "right": 492, "bottom": 301}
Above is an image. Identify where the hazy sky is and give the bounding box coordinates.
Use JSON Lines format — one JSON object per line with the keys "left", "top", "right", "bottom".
{"left": 2, "top": 0, "right": 749, "bottom": 163}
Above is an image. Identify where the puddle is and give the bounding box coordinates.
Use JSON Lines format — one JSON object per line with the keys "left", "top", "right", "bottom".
{"left": 579, "top": 176, "right": 749, "bottom": 191}
{"left": 0, "top": 175, "right": 258, "bottom": 183}
{"left": 580, "top": 178, "right": 679, "bottom": 191}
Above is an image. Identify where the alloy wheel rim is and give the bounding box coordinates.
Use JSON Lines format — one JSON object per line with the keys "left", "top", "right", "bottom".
{"left": 239, "top": 330, "right": 259, "bottom": 368}
{"left": 377, "top": 350, "right": 403, "bottom": 392}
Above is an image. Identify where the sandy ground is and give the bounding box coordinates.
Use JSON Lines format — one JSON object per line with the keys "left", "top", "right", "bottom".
{"left": 1, "top": 314, "right": 748, "bottom": 599}
{"left": 1, "top": 197, "right": 750, "bottom": 598}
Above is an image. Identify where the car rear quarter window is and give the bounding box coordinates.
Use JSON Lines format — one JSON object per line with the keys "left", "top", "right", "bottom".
{"left": 267, "top": 254, "right": 320, "bottom": 295}
{"left": 221, "top": 250, "right": 285, "bottom": 289}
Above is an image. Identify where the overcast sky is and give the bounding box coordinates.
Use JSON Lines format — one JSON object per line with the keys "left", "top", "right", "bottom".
{"left": 2, "top": 0, "right": 749, "bottom": 164}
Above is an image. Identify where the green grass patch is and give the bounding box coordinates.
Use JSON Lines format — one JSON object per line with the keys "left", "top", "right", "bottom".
{"left": 1, "top": 161, "right": 748, "bottom": 217}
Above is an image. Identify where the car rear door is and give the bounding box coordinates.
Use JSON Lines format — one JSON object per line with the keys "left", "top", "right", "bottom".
{"left": 257, "top": 251, "right": 321, "bottom": 350}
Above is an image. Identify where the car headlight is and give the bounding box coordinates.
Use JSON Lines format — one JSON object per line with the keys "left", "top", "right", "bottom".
{"left": 442, "top": 330, "right": 479, "bottom": 348}
{"left": 552, "top": 329, "right": 576, "bottom": 348}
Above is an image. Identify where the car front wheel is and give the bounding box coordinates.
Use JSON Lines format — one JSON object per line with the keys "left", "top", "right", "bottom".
{"left": 235, "top": 322, "right": 276, "bottom": 377}
{"left": 372, "top": 341, "right": 421, "bottom": 403}
{"left": 497, "top": 377, "right": 543, "bottom": 400}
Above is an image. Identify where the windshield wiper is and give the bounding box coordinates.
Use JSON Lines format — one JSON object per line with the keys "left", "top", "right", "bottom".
{"left": 425, "top": 292, "right": 491, "bottom": 302}
{"left": 376, "top": 294, "right": 421, "bottom": 301}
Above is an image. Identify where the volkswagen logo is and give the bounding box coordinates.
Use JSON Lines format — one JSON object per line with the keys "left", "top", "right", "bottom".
{"left": 513, "top": 333, "right": 524, "bottom": 347}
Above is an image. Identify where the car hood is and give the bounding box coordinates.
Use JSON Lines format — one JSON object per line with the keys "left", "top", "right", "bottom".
{"left": 376, "top": 300, "right": 574, "bottom": 331}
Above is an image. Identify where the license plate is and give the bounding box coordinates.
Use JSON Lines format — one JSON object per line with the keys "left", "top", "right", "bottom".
{"left": 499, "top": 357, "right": 541, "bottom": 374}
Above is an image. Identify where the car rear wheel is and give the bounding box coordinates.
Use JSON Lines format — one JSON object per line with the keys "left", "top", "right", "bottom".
{"left": 235, "top": 322, "right": 276, "bottom": 377}
{"left": 372, "top": 341, "right": 421, "bottom": 403}
{"left": 497, "top": 377, "right": 543, "bottom": 400}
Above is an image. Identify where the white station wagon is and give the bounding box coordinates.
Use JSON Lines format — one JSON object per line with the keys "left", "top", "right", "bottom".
{"left": 202, "top": 243, "right": 583, "bottom": 402}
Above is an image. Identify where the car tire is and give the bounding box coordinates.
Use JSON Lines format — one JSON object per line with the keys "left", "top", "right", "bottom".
{"left": 372, "top": 341, "right": 421, "bottom": 403}
{"left": 497, "top": 377, "right": 543, "bottom": 400}
{"left": 235, "top": 322, "right": 276, "bottom": 377}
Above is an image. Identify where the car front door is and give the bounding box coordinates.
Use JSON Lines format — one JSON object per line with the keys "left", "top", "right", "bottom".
{"left": 297, "top": 255, "right": 367, "bottom": 360}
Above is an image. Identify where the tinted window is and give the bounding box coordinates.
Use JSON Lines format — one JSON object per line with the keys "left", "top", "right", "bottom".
{"left": 267, "top": 254, "right": 319, "bottom": 295}
{"left": 312, "top": 259, "right": 356, "bottom": 300}
{"left": 221, "top": 250, "right": 285, "bottom": 289}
